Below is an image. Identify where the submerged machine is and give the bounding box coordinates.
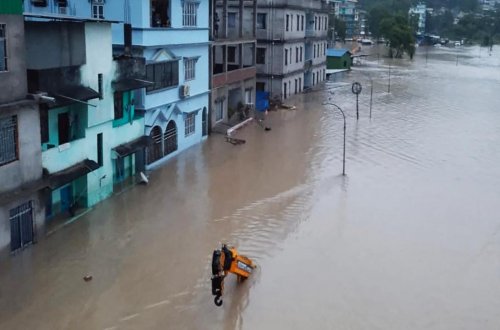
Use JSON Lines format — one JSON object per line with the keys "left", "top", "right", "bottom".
{"left": 211, "top": 244, "right": 256, "bottom": 306}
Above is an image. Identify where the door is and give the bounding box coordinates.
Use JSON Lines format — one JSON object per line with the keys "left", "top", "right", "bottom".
{"left": 202, "top": 107, "right": 207, "bottom": 136}
{"left": 60, "top": 185, "right": 73, "bottom": 213}
{"left": 9, "top": 201, "right": 34, "bottom": 252}
{"left": 58, "top": 112, "right": 70, "bottom": 144}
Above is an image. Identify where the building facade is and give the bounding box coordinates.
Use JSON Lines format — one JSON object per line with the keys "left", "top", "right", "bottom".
{"left": 23, "top": 18, "right": 151, "bottom": 225}
{"left": 409, "top": 3, "right": 427, "bottom": 37}
{"left": 24, "top": 0, "right": 210, "bottom": 169}
{"left": 0, "top": 2, "right": 43, "bottom": 255}
{"left": 255, "top": 0, "right": 328, "bottom": 100}
{"left": 209, "top": 0, "right": 257, "bottom": 130}
{"left": 332, "top": 0, "right": 358, "bottom": 39}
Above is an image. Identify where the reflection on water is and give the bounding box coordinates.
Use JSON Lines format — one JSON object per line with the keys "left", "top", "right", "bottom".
{"left": 0, "top": 46, "right": 500, "bottom": 330}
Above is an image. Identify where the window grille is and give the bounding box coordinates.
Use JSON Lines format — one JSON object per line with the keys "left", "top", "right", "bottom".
{"left": 0, "top": 24, "right": 7, "bottom": 71}
{"left": 184, "top": 58, "right": 196, "bottom": 81}
{"left": 0, "top": 116, "right": 18, "bottom": 166}
{"left": 183, "top": 2, "right": 198, "bottom": 27}
{"left": 185, "top": 113, "right": 195, "bottom": 136}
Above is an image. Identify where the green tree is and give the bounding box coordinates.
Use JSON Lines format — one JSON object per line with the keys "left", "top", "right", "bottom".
{"left": 334, "top": 18, "right": 347, "bottom": 41}
{"left": 380, "top": 14, "right": 416, "bottom": 58}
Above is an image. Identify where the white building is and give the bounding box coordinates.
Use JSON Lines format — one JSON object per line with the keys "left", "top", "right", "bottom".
{"left": 255, "top": 0, "right": 328, "bottom": 100}
{"left": 409, "top": 3, "right": 427, "bottom": 36}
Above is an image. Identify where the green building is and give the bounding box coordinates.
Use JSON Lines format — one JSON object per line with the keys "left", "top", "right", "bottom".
{"left": 326, "top": 48, "right": 352, "bottom": 70}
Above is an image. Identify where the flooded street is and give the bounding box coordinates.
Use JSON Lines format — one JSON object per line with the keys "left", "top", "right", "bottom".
{"left": 1, "top": 45, "right": 500, "bottom": 330}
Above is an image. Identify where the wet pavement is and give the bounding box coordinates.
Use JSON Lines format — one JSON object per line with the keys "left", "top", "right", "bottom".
{"left": 1, "top": 45, "right": 500, "bottom": 330}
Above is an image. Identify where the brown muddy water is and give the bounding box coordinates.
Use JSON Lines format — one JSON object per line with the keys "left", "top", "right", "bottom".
{"left": 1, "top": 45, "right": 500, "bottom": 330}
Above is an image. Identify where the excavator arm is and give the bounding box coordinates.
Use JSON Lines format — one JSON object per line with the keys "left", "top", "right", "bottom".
{"left": 211, "top": 244, "right": 256, "bottom": 306}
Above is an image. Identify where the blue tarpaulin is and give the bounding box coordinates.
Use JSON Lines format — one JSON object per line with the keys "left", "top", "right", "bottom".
{"left": 256, "top": 91, "right": 269, "bottom": 112}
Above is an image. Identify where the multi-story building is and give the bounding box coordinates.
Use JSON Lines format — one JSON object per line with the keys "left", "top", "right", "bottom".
{"left": 409, "top": 3, "right": 427, "bottom": 37}
{"left": 22, "top": 16, "right": 151, "bottom": 224}
{"left": 209, "top": 0, "right": 257, "bottom": 129}
{"left": 332, "top": 0, "right": 358, "bottom": 39}
{"left": 255, "top": 0, "right": 329, "bottom": 100}
{"left": 0, "top": 1, "right": 43, "bottom": 255}
{"left": 480, "top": 0, "right": 500, "bottom": 11}
{"left": 24, "top": 0, "right": 210, "bottom": 169}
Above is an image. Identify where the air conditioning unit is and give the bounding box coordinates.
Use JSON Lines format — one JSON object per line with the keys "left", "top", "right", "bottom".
{"left": 180, "top": 85, "right": 190, "bottom": 98}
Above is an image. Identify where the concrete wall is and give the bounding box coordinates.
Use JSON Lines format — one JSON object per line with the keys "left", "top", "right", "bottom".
{"left": 0, "top": 15, "right": 27, "bottom": 103}
{"left": 25, "top": 22, "right": 86, "bottom": 70}
{"left": 0, "top": 101, "right": 43, "bottom": 256}
{"left": 283, "top": 42, "right": 305, "bottom": 74}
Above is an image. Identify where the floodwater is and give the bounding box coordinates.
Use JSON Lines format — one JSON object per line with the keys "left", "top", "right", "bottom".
{"left": 1, "top": 45, "right": 500, "bottom": 330}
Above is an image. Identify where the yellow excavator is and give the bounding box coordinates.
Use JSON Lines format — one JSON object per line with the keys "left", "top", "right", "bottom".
{"left": 211, "top": 244, "right": 256, "bottom": 306}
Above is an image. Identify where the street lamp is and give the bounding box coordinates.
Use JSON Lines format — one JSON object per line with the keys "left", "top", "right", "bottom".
{"left": 323, "top": 101, "right": 347, "bottom": 176}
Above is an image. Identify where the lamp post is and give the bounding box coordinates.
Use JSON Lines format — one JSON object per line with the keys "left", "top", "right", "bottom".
{"left": 324, "top": 101, "right": 346, "bottom": 176}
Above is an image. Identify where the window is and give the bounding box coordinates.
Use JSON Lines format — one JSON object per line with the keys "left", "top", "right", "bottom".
{"left": 215, "top": 101, "right": 224, "bottom": 121}
{"left": 296, "top": 47, "right": 298, "bottom": 63}
{"left": 151, "top": 0, "right": 171, "bottom": 27}
{"left": 285, "top": 49, "right": 288, "bottom": 65}
{"left": 301, "top": 15, "right": 304, "bottom": 31}
{"left": 146, "top": 61, "right": 179, "bottom": 93}
{"left": 184, "top": 58, "right": 196, "bottom": 81}
{"left": 256, "top": 48, "right": 266, "bottom": 64}
{"left": 298, "top": 78, "right": 302, "bottom": 92}
{"left": 183, "top": 1, "right": 198, "bottom": 27}
{"left": 296, "top": 14, "right": 300, "bottom": 31}
{"left": 256, "top": 82, "right": 265, "bottom": 91}
{"left": 294, "top": 79, "right": 297, "bottom": 94}
{"left": 228, "top": 46, "right": 236, "bottom": 63}
{"left": 315, "top": 17, "right": 317, "bottom": 30}
{"left": 314, "top": 44, "right": 316, "bottom": 58}
{"left": 114, "top": 92, "right": 124, "bottom": 120}
{"left": 185, "top": 113, "right": 195, "bottom": 136}
{"left": 300, "top": 47, "right": 303, "bottom": 61}
{"left": 228, "top": 12, "right": 236, "bottom": 28}
{"left": 97, "top": 133, "right": 103, "bottom": 167}
{"left": 325, "top": 17, "right": 328, "bottom": 30}
{"left": 290, "top": 48, "right": 292, "bottom": 64}
{"left": 91, "top": 2, "right": 104, "bottom": 19}
{"left": 0, "top": 24, "right": 7, "bottom": 72}
{"left": 245, "top": 89, "right": 252, "bottom": 104}
{"left": 257, "top": 13, "right": 266, "bottom": 29}
{"left": 0, "top": 116, "right": 18, "bottom": 166}
{"left": 286, "top": 15, "right": 289, "bottom": 31}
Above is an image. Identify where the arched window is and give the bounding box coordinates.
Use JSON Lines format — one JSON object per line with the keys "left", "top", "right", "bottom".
{"left": 147, "top": 126, "right": 163, "bottom": 165}
{"left": 202, "top": 107, "right": 207, "bottom": 136}
{"left": 164, "top": 120, "right": 178, "bottom": 155}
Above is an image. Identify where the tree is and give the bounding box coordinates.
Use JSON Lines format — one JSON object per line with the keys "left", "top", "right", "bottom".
{"left": 334, "top": 18, "right": 347, "bottom": 41}
{"left": 380, "top": 14, "right": 416, "bottom": 58}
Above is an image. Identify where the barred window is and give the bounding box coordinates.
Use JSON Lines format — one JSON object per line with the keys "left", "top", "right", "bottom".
{"left": 0, "top": 24, "right": 7, "bottom": 72}
{"left": 0, "top": 116, "right": 18, "bottom": 166}
{"left": 182, "top": 2, "right": 198, "bottom": 27}
{"left": 184, "top": 58, "right": 196, "bottom": 81}
{"left": 184, "top": 113, "right": 195, "bottom": 136}
{"left": 146, "top": 60, "right": 179, "bottom": 93}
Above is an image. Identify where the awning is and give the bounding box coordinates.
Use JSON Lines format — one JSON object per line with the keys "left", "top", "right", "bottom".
{"left": 0, "top": 178, "right": 48, "bottom": 206}
{"left": 48, "top": 86, "right": 100, "bottom": 108}
{"left": 112, "top": 78, "right": 153, "bottom": 93}
{"left": 47, "top": 159, "right": 99, "bottom": 190}
{"left": 113, "top": 136, "right": 153, "bottom": 158}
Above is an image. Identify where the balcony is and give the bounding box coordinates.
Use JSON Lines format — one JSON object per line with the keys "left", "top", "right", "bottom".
{"left": 42, "top": 138, "right": 89, "bottom": 173}
{"left": 212, "top": 67, "right": 256, "bottom": 89}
